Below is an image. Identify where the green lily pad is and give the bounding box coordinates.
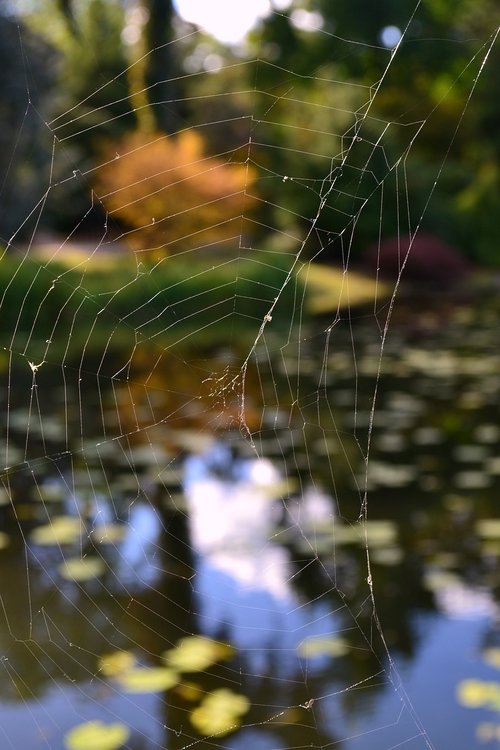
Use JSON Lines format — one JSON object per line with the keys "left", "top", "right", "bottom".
{"left": 98, "top": 651, "right": 136, "bottom": 677}
{"left": 477, "top": 520, "right": 500, "bottom": 539}
{"left": 91, "top": 524, "right": 127, "bottom": 544}
{"left": 190, "top": 689, "right": 250, "bottom": 737}
{"left": 58, "top": 557, "right": 106, "bottom": 581}
{"left": 117, "top": 666, "right": 178, "bottom": 693}
{"left": 31, "top": 517, "right": 82, "bottom": 546}
{"left": 163, "top": 636, "right": 234, "bottom": 673}
{"left": 64, "top": 721, "right": 130, "bottom": 750}
{"left": 297, "top": 636, "right": 350, "bottom": 658}
{"left": 456, "top": 679, "right": 500, "bottom": 711}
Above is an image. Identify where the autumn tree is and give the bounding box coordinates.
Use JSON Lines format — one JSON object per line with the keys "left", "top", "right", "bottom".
{"left": 95, "top": 128, "right": 255, "bottom": 257}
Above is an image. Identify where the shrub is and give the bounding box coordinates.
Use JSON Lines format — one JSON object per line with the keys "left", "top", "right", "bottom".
{"left": 363, "top": 232, "right": 470, "bottom": 287}
{"left": 94, "top": 129, "right": 255, "bottom": 258}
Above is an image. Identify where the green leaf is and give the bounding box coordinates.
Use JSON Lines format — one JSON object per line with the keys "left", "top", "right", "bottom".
{"left": 163, "top": 636, "right": 234, "bottom": 673}
{"left": 190, "top": 689, "right": 250, "bottom": 737}
{"left": 58, "top": 557, "right": 106, "bottom": 581}
{"left": 31, "top": 517, "right": 82, "bottom": 546}
{"left": 117, "top": 667, "right": 178, "bottom": 693}
{"left": 64, "top": 721, "right": 130, "bottom": 750}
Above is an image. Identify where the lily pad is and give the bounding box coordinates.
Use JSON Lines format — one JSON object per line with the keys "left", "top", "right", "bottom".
{"left": 190, "top": 689, "right": 250, "bottom": 737}
{"left": 31, "top": 517, "right": 82, "bottom": 546}
{"left": 91, "top": 524, "right": 127, "bottom": 544}
{"left": 477, "top": 520, "right": 500, "bottom": 539}
{"left": 64, "top": 721, "right": 130, "bottom": 750}
{"left": 456, "top": 679, "right": 500, "bottom": 711}
{"left": 297, "top": 636, "right": 350, "bottom": 658}
{"left": 117, "top": 666, "right": 178, "bottom": 693}
{"left": 58, "top": 557, "right": 106, "bottom": 581}
{"left": 98, "top": 651, "right": 136, "bottom": 677}
{"left": 163, "top": 636, "right": 234, "bottom": 673}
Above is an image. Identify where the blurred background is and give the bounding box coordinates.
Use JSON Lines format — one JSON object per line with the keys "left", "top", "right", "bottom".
{"left": 0, "top": 2, "right": 500, "bottom": 749}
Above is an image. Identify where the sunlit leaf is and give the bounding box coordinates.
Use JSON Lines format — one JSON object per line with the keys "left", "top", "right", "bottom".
{"left": 91, "top": 524, "right": 127, "bottom": 544}
{"left": 297, "top": 636, "right": 350, "bottom": 658}
{"left": 31, "top": 516, "right": 82, "bottom": 545}
{"left": 190, "top": 689, "right": 250, "bottom": 737}
{"left": 98, "top": 651, "right": 136, "bottom": 677}
{"left": 117, "top": 667, "right": 178, "bottom": 693}
{"left": 163, "top": 636, "right": 234, "bottom": 673}
{"left": 64, "top": 720, "right": 130, "bottom": 750}
{"left": 477, "top": 520, "right": 500, "bottom": 539}
{"left": 58, "top": 557, "right": 106, "bottom": 581}
{"left": 457, "top": 679, "right": 500, "bottom": 710}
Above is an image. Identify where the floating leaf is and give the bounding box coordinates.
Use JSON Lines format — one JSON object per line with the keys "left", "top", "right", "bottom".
{"left": 92, "top": 524, "right": 127, "bottom": 544}
{"left": 64, "top": 721, "right": 129, "bottom": 750}
{"left": 58, "top": 557, "right": 105, "bottom": 581}
{"left": 483, "top": 649, "right": 500, "bottom": 670}
{"left": 98, "top": 651, "right": 136, "bottom": 677}
{"left": 457, "top": 679, "right": 500, "bottom": 711}
{"left": 297, "top": 636, "right": 350, "bottom": 658}
{"left": 163, "top": 636, "right": 234, "bottom": 673}
{"left": 118, "top": 667, "right": 178, "bottom": 693}
{"left": 477, "top": 520, "right": 500, "bottom": 539}
{"left": 190, "top": 689, "right": 250, "bottom": 737}
{"left": 31, "top": 517, "right": 82, "bottom": 546}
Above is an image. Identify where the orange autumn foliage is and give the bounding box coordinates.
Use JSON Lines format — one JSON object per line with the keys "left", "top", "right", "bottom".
{"left": 94, "top": 129, "right": 255, "bottom": 256}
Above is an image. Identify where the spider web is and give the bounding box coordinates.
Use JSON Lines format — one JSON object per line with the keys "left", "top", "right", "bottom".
{"left": 0, "top": 3, "right": 499, "bottom": 749}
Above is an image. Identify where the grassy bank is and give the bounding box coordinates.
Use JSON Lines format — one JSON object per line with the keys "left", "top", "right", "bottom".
{"left": 0, "top": 250, "right": 386, "bottom": 364}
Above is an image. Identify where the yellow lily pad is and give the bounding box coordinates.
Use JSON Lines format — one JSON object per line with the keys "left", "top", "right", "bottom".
{"left": 297, "top": 636, "right": 350, "bottom": 658}
{"left": 457, "top": 679, "right": 500, "bottom": 710}
{"left": 117, "top": 667, "right": 178, "bottom": 693}
{"left": 190, "top": 689, "right": 250, "bottom": 737}
{"left": 31, "top": 517, "right": 82, "bottom": 546}
{"left": 163, "top": 636, "right": 234, "bottom": 673}
{"left": 58, "top": 557, "right": 106, "bottom": 581}
{"left": 477, "top": 520, "right": 500, "bottom": 539}
{"left": 98, "top": 651, "right": 136, "bottom": 677}
{"left": 64, "top": 720, "right": 130, "bottom": 750}
{"left": 91, "top": 524, "right": 127, "bottom": 544}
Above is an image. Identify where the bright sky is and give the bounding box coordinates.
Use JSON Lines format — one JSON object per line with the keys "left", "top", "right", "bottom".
{"left": 174, "top": 0, "right": 292, "bottom": 44}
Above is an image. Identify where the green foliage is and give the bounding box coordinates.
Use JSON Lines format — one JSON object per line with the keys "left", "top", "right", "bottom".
{"left": 0, "top": 252, "right": 300, "bottom": 362}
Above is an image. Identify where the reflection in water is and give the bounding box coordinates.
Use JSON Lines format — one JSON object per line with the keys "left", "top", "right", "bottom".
{"left": 184, "top": 443, "right": 340, "bottom": 678}
{"left": 4, "top": 299, "right": 500, "bottom": 747}
{"left": 117, "top": 502, "right": 162, "bottom": 587}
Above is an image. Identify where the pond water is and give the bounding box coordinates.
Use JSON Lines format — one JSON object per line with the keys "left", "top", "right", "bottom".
{"left": 1, "top": 297, "right": 500, "bottom": 749}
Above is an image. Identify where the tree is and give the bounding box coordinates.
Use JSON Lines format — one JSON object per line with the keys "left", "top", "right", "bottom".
{"left": 0, "top": 14, "right": 54, "bottom": 244}
{"left": 94, "top": 128, "right": 256, "bottom": 258}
